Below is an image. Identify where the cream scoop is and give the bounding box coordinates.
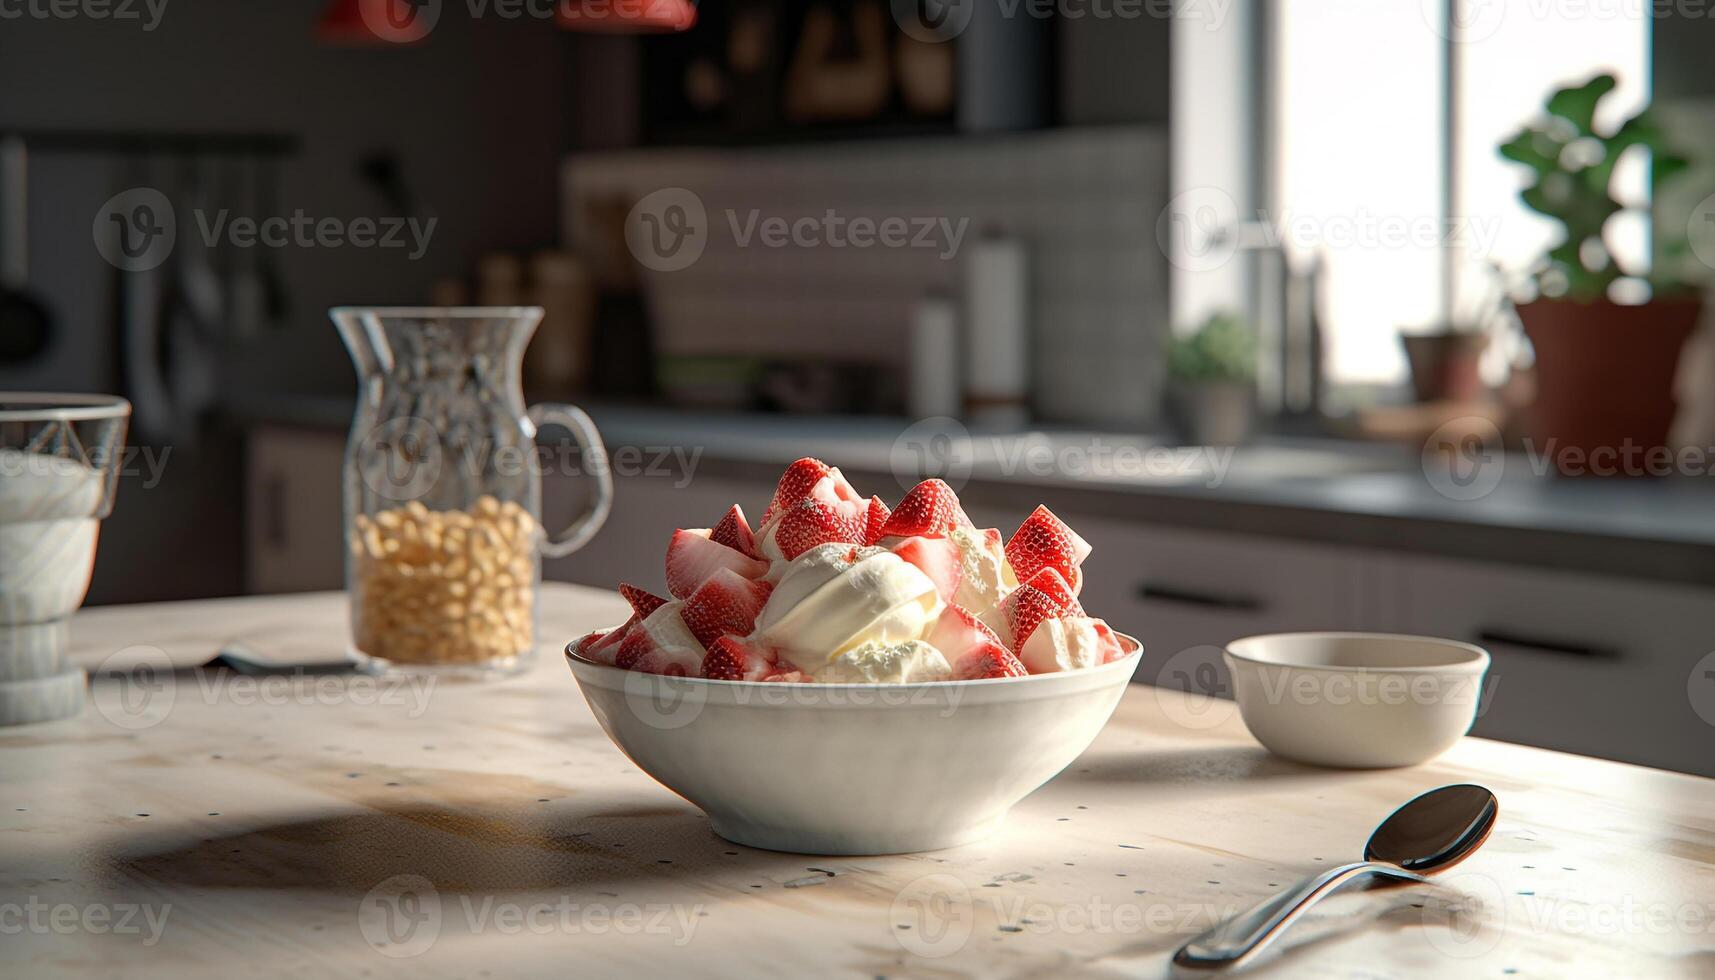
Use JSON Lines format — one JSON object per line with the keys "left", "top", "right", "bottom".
{"left": 753, "top": 543, "right": 944, "bottom": 675}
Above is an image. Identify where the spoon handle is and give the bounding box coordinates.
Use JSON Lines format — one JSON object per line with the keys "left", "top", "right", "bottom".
{"left": 1173, "top": 861, "right": 1429, "bottom": 968}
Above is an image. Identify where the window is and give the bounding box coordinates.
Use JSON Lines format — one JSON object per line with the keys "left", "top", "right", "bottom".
{"left": 1268, "top": 0, "right": 1649, "bottom": 388}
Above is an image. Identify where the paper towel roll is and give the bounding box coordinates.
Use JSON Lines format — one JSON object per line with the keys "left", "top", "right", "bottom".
{"left": 909, "top": 293, "right": 961, "bottom": 420}
{"left": 963, "top": 235, "right": 1029, "bottom": 428}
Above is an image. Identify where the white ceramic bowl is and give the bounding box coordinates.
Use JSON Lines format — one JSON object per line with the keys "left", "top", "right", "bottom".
{"left": 1223, "top": 632, "right": 1490, "bottom": 769}
{"left": 565, "top": 632, "right": 1142, "bottom": 855}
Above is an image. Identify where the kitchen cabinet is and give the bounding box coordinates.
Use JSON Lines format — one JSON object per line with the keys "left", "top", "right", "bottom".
{"left": 244, "top": 427, "right": 346, "bottom": 595}
{"left": 1381, "top": 553, "right": 1715, "bottom": 776}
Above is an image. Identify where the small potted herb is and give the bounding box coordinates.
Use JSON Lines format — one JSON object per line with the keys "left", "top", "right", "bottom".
{"left": 1167, "top": 311, "right": 1256, "bottom": 446}
{"left": 1499, "top": 73, "right": 1703, "bottom": 470}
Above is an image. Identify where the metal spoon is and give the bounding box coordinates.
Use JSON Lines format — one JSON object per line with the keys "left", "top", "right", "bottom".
{"left": 1174, "top": 784, "right": 1498, "bottom": 969}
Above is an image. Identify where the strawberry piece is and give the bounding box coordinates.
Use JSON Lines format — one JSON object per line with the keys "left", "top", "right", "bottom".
{"left": 1005, "top": 506, "right": 1091, "bottom": 593}
{"left": 926, "top": 603, "right": 1025, "bottom": 678}
{"left": 710, "top": 505, "right": 759, "bottom": 558}
{"left": 863, "top": 495, "right": 892, "bottom": 546}
{"left": 665, "top": 528, "right": 769, "bottom": 599}
{"left": 1000, "top": 582, "right": 1069, "bottom": 650}
{"left": 950, "top": 640, "right": 1028, "bottom": 680}
{"left": 618, "top": 582, "right": 668, "bottom": 619}
{"left": 1092, "top": 621, "right": 1130, "bottom": 664}
{"left": 614, "top": 602, "right": 706, "bottom": 676}
{"left": 890, "top": 536, "right": 963, "bottom": 603}
{"left": 701, "top": 635, "right": 779, "bottom": 681}
{"left": 681, "top": 569, "right": 774, "bottom": 649}
{"left": 761, "top": 457, "right": 832, "bottom": 523}
{"left": 1019, "top": 567, "right": 1084, "bottom": 617}
{"left": 880, "top": 479, "right": 970, "bottom": 538}
{"left": 772, "top": 499, "right": 867, "bottom": 560}
{"left": 761, "top": 669, "right": 807, "bottom": 683}
{"left": 575, "top": 629, "right": 622, "bottom": 665}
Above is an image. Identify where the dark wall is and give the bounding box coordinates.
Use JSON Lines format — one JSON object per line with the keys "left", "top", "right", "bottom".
{"left": 0, "top": 0, "right": 574, "bottom": 402}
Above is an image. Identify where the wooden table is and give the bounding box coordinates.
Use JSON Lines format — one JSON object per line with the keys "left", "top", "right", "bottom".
{"left": 3, "top": 586, "right": 1712, "bottom": 978}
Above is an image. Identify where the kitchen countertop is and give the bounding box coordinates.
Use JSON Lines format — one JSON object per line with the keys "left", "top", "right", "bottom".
{"left": 227, "top": 396, "right": 1715, "bottom": 584}
{"left": 5, "top": 586, "right": 1713, "bottom": 977}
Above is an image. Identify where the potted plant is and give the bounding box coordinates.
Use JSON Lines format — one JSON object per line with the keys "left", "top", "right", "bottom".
{"left": 1499, "top": 73, "right": 1702, "bottom": 472}
{"left": 1167, "top": 311, "right": 1256, "bottom": 447}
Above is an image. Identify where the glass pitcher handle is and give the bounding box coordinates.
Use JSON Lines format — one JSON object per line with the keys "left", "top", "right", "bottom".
{"left": 526, "top": 403, "right": 613, "bottom": 559}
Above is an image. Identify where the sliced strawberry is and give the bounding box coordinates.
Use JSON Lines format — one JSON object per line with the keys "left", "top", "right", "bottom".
{"left": 826, "top": 466, "right": 863, "bottom": 503}
{"left": 863, "top": 495, "right": 892, "bottom": 546}
{"left": 881, "top": 479, "right": 970, "bottom": 538}
{"left": 701, "top": 635, "right": 778, "bottom": 681}
{"left": 710, "top": 505, "right": 759, "bottom": 558}
{"left": 1005, "top": 506, "right": 1091, "bottom": 593}
{"left": 576, "top": 629, "right": 622, "bottom": 665}
{"left": 772, "top": 499, "right": 866, "bottom": 560}
{"left": 761, "top": 670, "right": 807, "bottom": 683}
{"left": 890, "top": 536, "right": 963, "bottom": 603}
{"left": 1092, "top": 620, "right": 1130, "bottom": 664}
{"left": 761, "top": 457, "right": 832, "bottom": 523}
{"left": 619, "top": 582, "right": 668, "bottom": 619}
{"left": 949, "top": 640, "right": 1028, "bottom": 680}
{"left": 1000, "top": 581, "right": 1069, "bottom": 650}
{"left": 1019, "top": 567, "right": 1084, "bottom": 617}
{"left": 665, "top": 528, "right": 769, "bottom": 599}
{"left": 927, "top": 603, "right": 1005, "bottom": 656}
{"left": 615, "top": 602, "right": 706, "bottom": 676}
{"left": 681, "top": 569, "right": 774, "bottom": 649}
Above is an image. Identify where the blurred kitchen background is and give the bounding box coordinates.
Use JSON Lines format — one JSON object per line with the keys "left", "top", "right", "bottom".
{"left": 4, "top": 1, "right": 1715, "bottom": 774}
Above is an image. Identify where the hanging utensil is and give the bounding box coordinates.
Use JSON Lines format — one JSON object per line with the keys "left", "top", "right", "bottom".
{"left": 0, "top": 137, "right": 53, "bottom": 366}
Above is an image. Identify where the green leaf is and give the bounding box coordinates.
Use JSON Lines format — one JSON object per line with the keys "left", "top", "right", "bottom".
{"left": 1545, "top": 73, "right": 1616, "bottom": 136}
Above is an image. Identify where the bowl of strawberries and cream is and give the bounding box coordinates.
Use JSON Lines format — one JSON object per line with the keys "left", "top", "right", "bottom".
{"left": 565, "top": 458, "right": 1141, "bottom": 854}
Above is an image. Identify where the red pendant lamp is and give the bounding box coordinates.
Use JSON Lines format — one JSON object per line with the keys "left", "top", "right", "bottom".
{"left": 556, "top": 0, "right": 697, "bottom": 33}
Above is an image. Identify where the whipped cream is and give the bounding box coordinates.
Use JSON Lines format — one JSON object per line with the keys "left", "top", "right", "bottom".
{"left": 816, "top": 638, "right": 952, "bottom": 683}
{"left": 948, "top": 526, "right": 1016, "bottom": 636}
{"left": 1017, "top": 616, "right": 1103, "bottom": 674}
{"left": 753, "top": 544, "right": 944, "bottom": 668}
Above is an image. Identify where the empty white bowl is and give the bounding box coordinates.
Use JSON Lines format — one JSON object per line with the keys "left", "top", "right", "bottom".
{"left": 1224, "top": 632, "right": 1490, "bottom": 769}
{"left": 565, "top": 632, "right": 1142, "bottom": 855}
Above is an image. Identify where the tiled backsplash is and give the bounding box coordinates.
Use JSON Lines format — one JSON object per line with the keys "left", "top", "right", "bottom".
{"left": 563, "top": 127, "right": 1168, "bottom": 425}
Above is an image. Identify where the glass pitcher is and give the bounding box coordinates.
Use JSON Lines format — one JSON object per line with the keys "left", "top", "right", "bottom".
{"left": 332, "top": 307, "right": 611, "bottom": 677}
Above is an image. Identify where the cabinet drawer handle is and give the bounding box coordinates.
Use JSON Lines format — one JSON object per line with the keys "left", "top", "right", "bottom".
{"left": 1476, "top": 629, "right": 1618, "bottom": 660}
{"left": 1137, "top": 583, "right": 1264, "bottom": 612}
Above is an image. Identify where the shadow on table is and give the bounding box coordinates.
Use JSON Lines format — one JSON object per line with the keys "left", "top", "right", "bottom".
{"left": 106, "top": 802, "right": 749, "bottom": 895}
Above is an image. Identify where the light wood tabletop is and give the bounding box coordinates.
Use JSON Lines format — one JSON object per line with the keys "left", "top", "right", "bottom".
{"left": 2, "top": 585, "right": 1712, "bottom": 978}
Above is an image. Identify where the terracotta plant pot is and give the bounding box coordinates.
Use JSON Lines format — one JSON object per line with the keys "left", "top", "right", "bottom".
{"left": 1401, "top": 331, "right": 1489, "bottom": 403}
{"left": 1516, "top": 298, "right": 1702, "bottom": 475}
